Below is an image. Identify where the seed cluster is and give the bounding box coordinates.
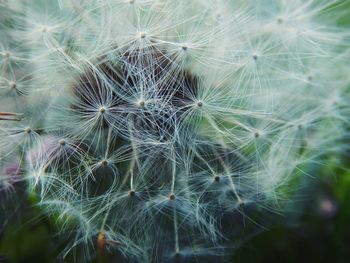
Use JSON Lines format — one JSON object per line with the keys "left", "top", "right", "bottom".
{"left": 0, "top": 1, "right": 349, "bottom": 262}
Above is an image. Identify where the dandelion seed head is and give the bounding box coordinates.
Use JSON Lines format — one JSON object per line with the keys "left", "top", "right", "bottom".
{"left": 1, "top": 0, "right": 349, "bottom": 262}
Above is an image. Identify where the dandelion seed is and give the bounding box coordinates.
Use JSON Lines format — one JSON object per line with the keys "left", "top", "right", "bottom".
{"left": 214, "top": 175, "right": 220, "bottom": 182}
{"left": 10, "top": 82, "right": 16, "bottom": 90}
{"left": 128, "top": 190, "right": 136, "bottom": 197}
{"left": 99, "top": 107, "right": 106, "bottom": 114}
{"left": 137, "top": 100, "right": 145, "bottom": 109}
{"left": 58, "top": 139, "right": 66, "bottom": 146}
{"left": 38, "top": 26, "right": 47, "bottom": 33}
{"left": 1, "top": 51, "right": 9, "bottom": 58}
{"left": 101, "top": 160, "right": 108, "bottom": 166}
{"left": 139, "top": 32, "right": 146, "bottom": 39}
{"left": 97, "top": 232, "right": 107, "bottom": 254}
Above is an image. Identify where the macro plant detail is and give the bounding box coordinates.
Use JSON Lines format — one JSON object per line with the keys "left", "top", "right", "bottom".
{"left": 0, "top": 0, "right": 349, "bottom": 262}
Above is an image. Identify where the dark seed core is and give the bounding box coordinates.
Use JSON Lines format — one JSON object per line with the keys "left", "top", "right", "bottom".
{"left": 128, "top": 190, "right": 136, "bottom": 197}
{"left": 72, "top": 45, "right": 199, "bottom": 142}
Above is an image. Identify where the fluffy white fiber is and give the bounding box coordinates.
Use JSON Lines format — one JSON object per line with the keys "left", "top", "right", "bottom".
{"left": 0, "top": 0, "right": 349, "bottom": 262}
